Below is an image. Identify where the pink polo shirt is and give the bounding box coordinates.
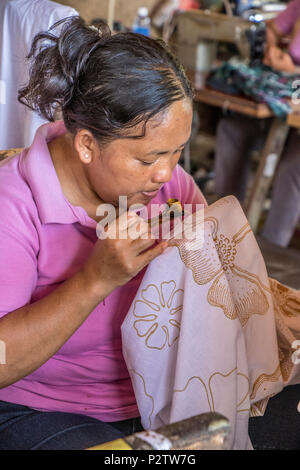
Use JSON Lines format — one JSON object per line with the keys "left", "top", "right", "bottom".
{"left": 274, "top": 0, "right": 300, "bottom": 64}
{"left": 0, "top": 121, "right": 206, "bottom": 422}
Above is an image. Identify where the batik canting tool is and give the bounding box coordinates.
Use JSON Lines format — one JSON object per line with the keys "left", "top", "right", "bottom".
{"left": 147, "top": 198, "right": 184, "bottom": 227}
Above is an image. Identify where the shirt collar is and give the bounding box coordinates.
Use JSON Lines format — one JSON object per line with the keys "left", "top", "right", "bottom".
{"left": 20, "top": 120, "right": 96, "bottom": 228}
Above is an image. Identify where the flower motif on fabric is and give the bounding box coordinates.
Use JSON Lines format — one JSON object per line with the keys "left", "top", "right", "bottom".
{"left": 170, "top": 211, "right": 269, "bottom": 326}
{"left": 133, "top": 281, "right": 183, "bottom": 350}
{"left": 174, "top": 368, "right": 250, "bottom": 414}
{"left": 270, "top": 278, "right": 300, "bottom": 318}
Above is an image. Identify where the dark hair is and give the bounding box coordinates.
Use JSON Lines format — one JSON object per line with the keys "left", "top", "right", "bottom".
{"left": 18, "top": 16, "right": 193, "bottom": 143}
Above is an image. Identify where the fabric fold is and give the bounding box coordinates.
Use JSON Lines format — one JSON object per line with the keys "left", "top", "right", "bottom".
{"left": 121, "top": 196, "right": 300, "bottom": 450}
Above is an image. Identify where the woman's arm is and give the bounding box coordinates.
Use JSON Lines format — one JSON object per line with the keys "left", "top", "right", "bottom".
{"left": 264, "top": 19, "right": 288, "bottom": 68}
{"left": 0, "top": 212, "right": 167, "bottom": 389}
{"left": 266, "top": 19, "right": 284, "bottom": 48}
{"left": 0, "top": 268, "right": 108, "bottom": 388}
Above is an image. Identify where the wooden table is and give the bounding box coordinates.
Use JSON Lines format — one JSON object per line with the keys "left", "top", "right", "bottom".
{"left": 193, "top": 86, "right": 273, "bottom": 119}
{"left": 0, "top": 148, "right": 23, "bottom": 160}
{"left": 188, "top": 74, "right": 290, "bottom": 233}
{"left": 287, "top": 112, "right": 300, "bottom": 128}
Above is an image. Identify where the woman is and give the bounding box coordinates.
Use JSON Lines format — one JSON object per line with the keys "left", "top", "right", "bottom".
{"left": 0, "top": 16, "right": 206, "bottom": 449}
{"left": 214, "top": 0, "right": 300, "bottom": 247}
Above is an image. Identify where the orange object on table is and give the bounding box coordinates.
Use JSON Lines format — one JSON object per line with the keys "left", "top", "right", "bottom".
{"left": 179, "top": 0, "right": 199, "bottom": 9}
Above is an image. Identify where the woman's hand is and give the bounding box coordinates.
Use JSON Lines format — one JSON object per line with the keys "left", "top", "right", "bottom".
{"left": 82, "top": 211, "right": 168, "bottom": 294}
{"left": 263, "top": 45, "right": 296, "bottom": 73}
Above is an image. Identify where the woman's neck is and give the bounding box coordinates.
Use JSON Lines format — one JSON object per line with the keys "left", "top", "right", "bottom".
{"left": 48, "top": 133, "right": 102, "bottom": 221}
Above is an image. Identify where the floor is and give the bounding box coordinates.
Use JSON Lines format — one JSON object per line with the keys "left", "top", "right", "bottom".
{"left": 257, "top": 236, "right": 300, "bottom": 290}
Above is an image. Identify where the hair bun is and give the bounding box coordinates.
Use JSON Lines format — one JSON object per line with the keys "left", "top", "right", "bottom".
{"left": 88, "top": 19, "right": 111, "bottom": 40}
{"left": 18, "top": 16, "right": 111, "bottom": 121}
{"left": 89, "top": 25, "right": 101, "bottom": 34}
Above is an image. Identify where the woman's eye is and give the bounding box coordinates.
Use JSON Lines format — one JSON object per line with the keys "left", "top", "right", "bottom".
{"left": 140, "top": 160, "right": 154, "bottom": 166}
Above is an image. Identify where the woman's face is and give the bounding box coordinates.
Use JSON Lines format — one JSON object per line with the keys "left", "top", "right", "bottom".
{"left": 87, "top": 98, "right": 193, "bottom": 209}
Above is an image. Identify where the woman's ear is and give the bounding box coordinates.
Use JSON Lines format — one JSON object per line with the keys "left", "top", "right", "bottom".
{"left": 74, "top": 129, "right": 99, "bottom": 164}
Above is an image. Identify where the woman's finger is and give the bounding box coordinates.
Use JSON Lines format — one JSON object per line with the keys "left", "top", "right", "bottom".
{"left": 118, "top": 211, "right": 140, "bottom": 233}
{"left": 138, "top": 240, "right": 168, "bottom": 268}
{"left": 132, "top": 235, "right": 158, "bottom": 254}
{"left": 126, "top": 217, "right": 152, "bottom": 241}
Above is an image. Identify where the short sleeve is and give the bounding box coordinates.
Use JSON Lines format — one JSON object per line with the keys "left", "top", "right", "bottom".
{"left": 0, "top": 179, "right": 39, "bottom": 318}
{"left": 174, "top": 164, "right": 207, "bottom": 208}
{"left": 274, "top": 0, "right": 300, "bottom": 36}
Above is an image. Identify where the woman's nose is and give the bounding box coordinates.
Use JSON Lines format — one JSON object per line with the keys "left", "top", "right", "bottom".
{"left": 152, "top": 162, "right": 173, "bottom": 184}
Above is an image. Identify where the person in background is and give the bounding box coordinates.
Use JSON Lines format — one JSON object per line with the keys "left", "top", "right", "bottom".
{"left": 0, "top": 16, "right": 206, "bottom": 450}
{"left": 0, "top": 0, "right": 78, "bottom": 150}
{"left": 214, "top": 0, "right": 300, "bottom": 247}
{"left": 264, "top": 0, "right": 300, "bottom": 73}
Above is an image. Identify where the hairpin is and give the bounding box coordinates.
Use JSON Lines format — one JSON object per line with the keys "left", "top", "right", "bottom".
{"left": 89, "top": 25, "right": 102, "bottom": 37}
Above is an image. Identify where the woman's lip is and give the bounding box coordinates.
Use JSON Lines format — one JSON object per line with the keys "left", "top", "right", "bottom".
{"left": 141, "top": 189, "right": 160, "bottom": 197}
